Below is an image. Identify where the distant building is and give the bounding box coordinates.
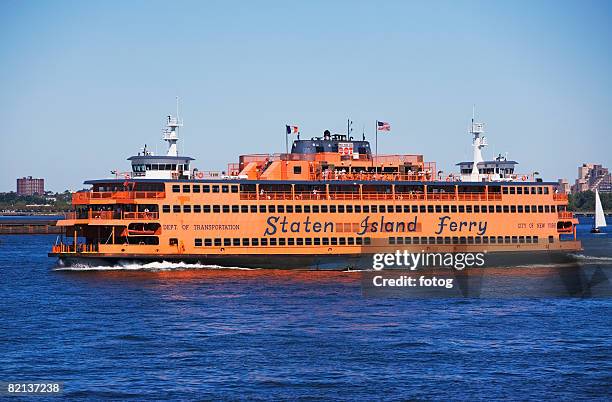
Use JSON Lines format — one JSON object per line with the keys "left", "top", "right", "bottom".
{"left": 557, "top": 178, "right": 571, "bottom": 194}
{"left": 16, "top": 176, "right": 45, "bottom": 196}
{"left": 571, "top": 163, "right": 612, "bottom": 193}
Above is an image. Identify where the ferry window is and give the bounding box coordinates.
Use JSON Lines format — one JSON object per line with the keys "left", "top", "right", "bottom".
{"left": 517, "top": 187, "right": 523, "bottom": 195}
{"left": 429, "top": 236, "right": 436, "bottom": 244}
{"left": 412, "top": 206, "right": 418, "bottom": 213}
{"left": 403, "top": 205, "right": 410, "bottom": 213}
{"left": 252, "top": 238, "right": 259, "bottom": 246}
{"left": 193, "top": 185, "right": 201, "bottom": 193}
{"left": 346, "top": 205, "right": 353, "bottom": 213}
{"left": 270, "top": 238, "right": 278, "bottom": 246}
{"left": 146, "top": 164, "right": 152, "bottom": 170}
{"left": 371, "top": 206, "right": 378, "bottom": 213}
{"left": 466, "top": 205, "right": 473, "bottom": 213}
{"left": 531, "top": 205, "right": 537, "bottom": 213}
{"left": 231, "top": 185, "right": 239, "bottom": 193}
{"left": 195, "top": 239, "right": 202, "bottom": 247}
{"left": 173, "top": 205, "right": 181, "bottom": 213}
{"left": 519, "top": 236, "right": 525, "bottom": 244}
{"left": 496, "top": 206, "right": 502, "bottom": 213}
{"left": 331, "top": 238, "right": 338, "bottom": 245}
{"left": 162, "top": 205, "right": 170, "bottom": 213}
{"left": 224, "top": 239, "right": 231, "bottom": 246}
{"left": 348, "top": 238, "right": 355, "bottom": 245}
{"left": 288, "top": 238, "right": 295, "bottom": 246}
{"left": 321, "top": 205, "right": 328, "bottom": 213}
{"left": 305, "top": 238, "right": 312, "bottom": 246}
{"left": 222, "top": 185, "right": 229, "bottom": 193}
{"left": 504, "top": 236, "right": 511, "bottom": 243}
{"left": 356, "top": 237, "right": 363, "bottom": 245}
{"left": 443, "top": 205, "right": 450, "bottom": 213}
{"left": 172, "top": 185, "right": 180, "bottom": 193}
{"left": 355, "top": 205, "right": 361, "bottom": 213}
{"left": 511, "top": 236, "right": 518, "bottom": 244}
{"left": 293, "top": 166, "right": 302, "bottom": 174}
{"left": 488, "top": 206, "right": 494, "bottom": 213}
{"left": 420, "top": 237, "right": 428, "bottom": 244}
{"left": 518, "top": 205, "right": 524, "bottom": 213}
{"left": 233, "top": 238, "right": 240, "bottom": 246}
{"left": 544, "top": 205, "right": 550, "bottom": 213}
{"left": 241, "top": 205, "right": 248, "bottom": 213}
{"left": 503, "top": 205, "right": 509, "bottom": 213}
{"left": 458, "top": 205, "right": 465, "bottom": 213}
{"left": 388, "top": 205, "right": 394, "bottom": 212}
{"left": 435, "top": 206, "right": 442, "bottom": 213}
{"left": 169, "top": 238, "right": 178, "bottom": 246}
{"left": 510, "top": 206, "right": 516, "bottom": 213}
{"left": 538, "top": 206, "right": 544, "bottom": 213}
{"left": 203, "top": 205, "right": 211, "bottom": 213}
{"left": 183, "top": 205, "right": 191, "bottom": 213}
{"left": 330, "top": 205, "right": 337, "bottom": 213}
{"left": 242, "top": 238, "right": 250, "bottom": 246}
{"left": 537, "top": 187, "right": 543, "bottom": 194}
{"left": 212, "top": 185, "right": 220, "bottom": 193}
{"left": 534, "top": 236, "right": 539, "bottom": 243}
{"left": 295, "top": 206, "right": 303, "bottom": 213}
{"left": 530, "top": 187, "right": 535, "bottom": 194}
{"left": 526, "top": 236, "right": 532, "bottom": 243}
{"left": 427, "top": 205, "right": 434, "bottom": 213}
{"left": 203, "top": 185, "right": 210, "bottom": 193}
{"left": 339, "top": 238, "right": 347, "bottom": 245}
{"left": 524, "top": 205, "right": 530, "bottom": 213}
{"left": 191, "top": 205, "right": 200, "bottom": 214}
{"left": 509, "top": 187, "right": 515, "bottom": 195}
{"left": 204, "top": 239, "right": 212, "bottom": 246}
{"left": 250, "top": 205, "right": 257, "bottom": 213}
{"left": 474, "top": 206, "right": 480, "bottom": 213}
{"left": 183, "top": 185, "right": 191, "bottom": 193}
{"left": 304, "top": 206, "right": 311, "bottom": 213}
{"left": 322, "top": 238, "right": 329, "bottom": 245}
{"left": 543, "top": 187, "right": 549, "bottom": 194}
{"left": 389, "top": 237, "right": 396, "bottom": 245}
{"left": 221, "top": 205, "right": 229, "bottom": 213}
{"left": 474, "top": 237, "right": 481, "bottom": 244}
{"left": 171, "top": 164, "right": 177, "bottom": 170}
{"left": 213, "top": 205, "right": 220, "bottom": 213}
{"left": 502, "top": 187, "right": 508, "bottom": 194}
{"left": 314, "top": 238, "right": 321, "bottom": 246}
{"left": 267, "top": 205, "right": 275, "bottom": 213}
{"left": 437, "top": 237, "right": 444, "bottom": 244}
{"left": 259, "top": 205, "right": 266, "bottom": 213}
{"left": 379, "top": 205, "right": 386, "bottom": 213}
{"left": 551, "top": 205, "right": 556, "bottom": 212}
{"left": 214, "top": 239, "right": 221, "bottom": 247}
{"left": 338, "top": 205, "right": 345, "bottom": 213}
{"left": 460, "top": 237, "right": 467, "bottom": 244}
{"left": 279, "top": 238, "right": 286, "bottom": 246}
{"left": 489, "top": 236, "right": 496, "bottom": 244}
{"left": 363, "top": 206, "right": 369, "bottom": 213}
{"left": 395, "top": 205, "right": 401, "bottom": 213}
{"left": 481, "top": 205, "right": 487, "bottom": 214}
{"left": 232, "top": 205, "right": 239, "bottom": 213}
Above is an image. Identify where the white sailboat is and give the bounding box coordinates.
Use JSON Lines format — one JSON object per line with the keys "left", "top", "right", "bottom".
{"left": 591, "top": 188, "right": 607, "bottom": 233}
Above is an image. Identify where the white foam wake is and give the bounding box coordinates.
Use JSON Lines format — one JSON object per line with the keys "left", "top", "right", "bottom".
{"left": 570, "top": 254, "right": 612, "bottom": 262}
{"left": 54, "top": 260, "right": 257, "bottom": 271}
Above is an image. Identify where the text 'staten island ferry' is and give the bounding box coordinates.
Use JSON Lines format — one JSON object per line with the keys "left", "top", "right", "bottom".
{"left": 50, "top": 109, "right": 581, "bottom": 269}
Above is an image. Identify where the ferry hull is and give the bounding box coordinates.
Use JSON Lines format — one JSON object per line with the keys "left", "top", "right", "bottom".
{"left": 50, "top": 249, "right": 580, "bottom": 270}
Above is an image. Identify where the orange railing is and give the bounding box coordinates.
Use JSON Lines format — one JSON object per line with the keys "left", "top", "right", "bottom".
{"left": 558, "top": 211, "right": 574, "bottom": 219}
{"left": 239, "top": 191, "right": 501, "bottom": 202}
{"left": 51, "top": 243, "right": 99, "bottom": 254}
{"left": 73, "top": 191, "right": 165, "bottom": 203}
{"left": 123, "top": 212, "right": 159, "bottom": 220}
{"left": 553, "top": 193, "right": 568, "bottom": 201}
{"left": 312, "top": 172, "right": 434, "bottom": 182}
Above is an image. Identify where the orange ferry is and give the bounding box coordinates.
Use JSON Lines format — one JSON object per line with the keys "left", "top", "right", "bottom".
{"left": 49, "top": 112, "right": 581, "bottom": 269}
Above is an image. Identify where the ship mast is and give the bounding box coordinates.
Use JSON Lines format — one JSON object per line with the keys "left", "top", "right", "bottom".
{"left": 469, "top": 105, "right": 487, "bottom": 181}
{"left": 163, "top": 97, "right": 183, "bottom": 157}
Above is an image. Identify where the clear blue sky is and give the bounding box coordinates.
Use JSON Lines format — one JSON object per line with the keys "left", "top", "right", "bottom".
{"left": 1, "top": 0, "right": 611, "bottom": 192}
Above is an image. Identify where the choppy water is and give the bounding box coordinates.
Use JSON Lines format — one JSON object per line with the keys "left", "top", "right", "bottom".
{"left": 0, "top": 221, "right": 611, "bottom": 400}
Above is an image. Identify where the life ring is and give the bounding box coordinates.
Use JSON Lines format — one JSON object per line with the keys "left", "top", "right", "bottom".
{"left": 195, "top": 171, "right": 204, "bottom": 179}
{"left": 446, "top": 177, "right": 451, "bottom": 182}
{"left": 521, "top": 176, "right": 527, "bottom": 181}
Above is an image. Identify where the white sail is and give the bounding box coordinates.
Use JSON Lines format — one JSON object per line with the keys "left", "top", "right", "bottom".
{"left": 594, "top": 188, "right": 607, "bottom": 228}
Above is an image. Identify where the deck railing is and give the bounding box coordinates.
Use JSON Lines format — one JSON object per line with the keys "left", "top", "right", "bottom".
{"left": 63, "top": 211, "right": 159, "bottom": 221}
{"left": 240, "top": 191, "right": 502, "bottom": 202}
{"left": 123, "top": 212, "right": 159, "bottom": 220}
{"left": 558, "top": 211, "right": 574, "bottom": 219}
{"left": 553, "top": 193, "right": 568, "bottom": 201}
{"left": 51, "top": 243, "right": 99, "bottom": 254}
{"left": 73, "top": 191, "right": 165, "bottom": 203}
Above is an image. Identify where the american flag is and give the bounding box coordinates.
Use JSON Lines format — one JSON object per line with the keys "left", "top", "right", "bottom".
{"left": 286, "top": 125, "right": 299, "bottom": 134}
{"left": 377, "top": 121, "right": 391, "bottom": 131}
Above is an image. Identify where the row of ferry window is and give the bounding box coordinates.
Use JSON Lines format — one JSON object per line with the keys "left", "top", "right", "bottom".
{"left": 388, "top": 235, "right": 544, "bottom": 245}
{"left": 172, "top": 184, "right": 239, "bottom": 193}
{"left": 193, "top": 235, "right": 549, "bottom": 247}
{"left": 171, "top": 184, "right": 549, "bottom": 195}
{"left": 194, "top": 237, "right": 372, "bottom": 247}
{"left": 163, "top": 204, "right": 559, "bottom": 214}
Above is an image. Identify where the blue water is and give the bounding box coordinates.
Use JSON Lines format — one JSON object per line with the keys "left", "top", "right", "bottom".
{"left": 1, "top": 222, "right": 611, "bottom": 400}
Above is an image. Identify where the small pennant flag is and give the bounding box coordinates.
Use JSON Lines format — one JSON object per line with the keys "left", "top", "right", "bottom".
{"left": 377, "top": 121, "right": 391, "bottom": 131}
{"left": 286, "top": 125, "right": 299, "bottom": 134}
